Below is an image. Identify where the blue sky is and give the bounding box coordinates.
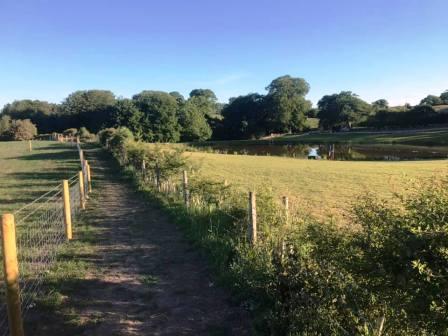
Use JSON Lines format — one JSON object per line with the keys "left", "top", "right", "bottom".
{"left": 0, "top": 0, "right": 447, "bottom": 107}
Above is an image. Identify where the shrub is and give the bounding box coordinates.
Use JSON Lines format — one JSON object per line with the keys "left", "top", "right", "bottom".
{"left": 107, "top": 127, "right": 134, "bottom": 164}
{"left": 78, "top": 126, "right": 96, "bottom": 142}
{"left": 97, "top": 127, "right": 117, "bottom": 148}
{"left": 6, "top": 119, "right": 37, "bottom": 140}
{"left": 352, "top": 181, "right": 448, "bottom": 333}
{"left": 62, "top": 128, "right": 78, "bottom": 136}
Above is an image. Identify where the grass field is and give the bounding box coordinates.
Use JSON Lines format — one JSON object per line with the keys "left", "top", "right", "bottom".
{"left": 202, "top": 128, "right": 448, "bottom": 146}
{"left": 188, "top": 151, "right": 448, "bottom": 223}
{"left": 274, "top": 128, "right": 448, "bottom": 145}
{"left": 0, "top": 141, "right": 79, "bottom": 213}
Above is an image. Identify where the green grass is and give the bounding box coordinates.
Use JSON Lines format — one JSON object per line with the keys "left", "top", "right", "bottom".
{"left": 27, "top": 213, "right": 102, "bottom": 334}
{"left": 0, "top": 141, "right": 79, "bottom": 213}
{"left": 199, "top": 128, "right": 448, "bottom": 146}
{"left": 274, "top": 128, "right": 448, "bottom": 145}
{"left": 188, "top": 151, "right": 448, "bottom": 223}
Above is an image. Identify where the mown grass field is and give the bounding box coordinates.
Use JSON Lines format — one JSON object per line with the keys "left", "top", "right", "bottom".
{"left": 203, "top": 128, "right": 448, "bottom": 146}
{"left": 0, "top": 141, "right": 79, "bottom": 213}
{"left": 188, "top": 151, "right": 448, "bottom": 223}
{"left": 274, "top": 128, "right": 448, "bottom": 145}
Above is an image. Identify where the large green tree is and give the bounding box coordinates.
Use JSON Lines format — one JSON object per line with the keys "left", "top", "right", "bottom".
{"left": 61, "top": 90, "right": 116, "bottom": 132}
{"left": 264, "top": 75, "right": 312, "bottom": 133}
{"left": 169, "top": 91, "right": 186, "bottom": 105}
{"left": 420, "top": 95, "right": 443, "bottom": 106}
{"left": 113, "top": 99, "right": 144, "bottom": 139}
{"left": 440, "top": 90, "right": 448, "bottom": 104}
{"left": 221, "top": 93, "right": 267, "bottom": 139}
{"left": 189, "top": 89, "right": 219, "bottom": 118}
{"left": 132, "top": 91, "right": 180, "bottom": 142}
{"left": 317, "top": 91, "right": 371, "bottom": 129}
{"left": 178, "top": 98, "right": 212, "bottom": 141}
{"left": 372, "top": 99, "right": 389, "bottom": 110}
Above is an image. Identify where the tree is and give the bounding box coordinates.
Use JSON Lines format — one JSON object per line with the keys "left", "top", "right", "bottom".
{"left": 132, "top": 91, "right": 180, "bottom": 142}
{"left": 61, "top": 90, "right": 116, "bottom": 132}
{"left": 420, "top": 95, "right": 443, "bottom": 106}
{"left": 367, "top": 104, "right": 438, "bottom": 128}
{"left": 0, "top": 115, "right": 11, "bottom": 139}
{"left": 189, "top": 89, "right": 219, "bottom": 118}
{"left": 189, "top": 89, "right": 217, "bottom": 101}
{"left": 372, "top": 99, "right": 389, "bottom": 110}
{"left": 440, "top": 90, "right": 448, "bottom": 104}
{"left": 179, "top": 98, "right": 212, "bottom": 141}
{"left": 2, "top": 100, "right": 59, "bottom": 133}
{"left": 317, "top": 91, "right": 371, "bottom": 129}
{"left": 221, "top": 94, "right": 267, "bottom": 139}
{"left": 306, "top": 108, "right": 319, "bottom": 118}
{"left": 112, "top": 99, "right": 144, "bottom": 139}
{"left": 6, "top": 119, "right": 37, "bottom": 140}
{"left": 405, "top": 105, "right": 437, "bottom": 125}
{"left": 264, "top": 75, "right": 312, "bottom": 133}
{"left": 169, "top": 91, "right": 186, "bottom": 105}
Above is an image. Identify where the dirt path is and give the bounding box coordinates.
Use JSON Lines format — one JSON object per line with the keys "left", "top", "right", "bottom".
{"left": 36, "top": 149, "right": 251, "bottom": 335}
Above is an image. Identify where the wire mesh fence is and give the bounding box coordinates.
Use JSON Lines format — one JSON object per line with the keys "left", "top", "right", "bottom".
{"left": 14, "top": 186, "right": 66, "bottom": 318}
{"left": 69, "top": 176, "right": 81, "bottom": 221}
{"left": 0, "top": 139, "right": 90, "bottom": 336}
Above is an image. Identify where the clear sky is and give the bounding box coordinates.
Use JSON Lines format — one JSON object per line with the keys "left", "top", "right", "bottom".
{"left": 0, "top": 0, "right": 447, "bottom": 108}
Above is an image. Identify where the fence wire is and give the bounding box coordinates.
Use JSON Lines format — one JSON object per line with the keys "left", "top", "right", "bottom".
{"left": 138, "top": 162, "right": 249, "bottom": 225}
{"left": 14, "top": 187, "right": 66, "bottom": 318}
{"left": 0, "top": 140, "right": 87, "bottom": 336}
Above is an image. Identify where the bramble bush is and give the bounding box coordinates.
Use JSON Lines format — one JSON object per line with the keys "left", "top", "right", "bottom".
{"left": 98, "top": 128, "right": 447, "bottom": 335}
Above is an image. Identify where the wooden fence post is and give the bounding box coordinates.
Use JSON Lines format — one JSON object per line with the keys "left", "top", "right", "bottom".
{"left": 141, "top": 160, "right": 146, "bottom": 176}
{"left": 86, "top": 160, "right": 92, "bottom": 193}
{"left": 79, "top": 150, "right": 84, "bottom": 165}
{"left": 1, "top": 214, "right": 25, "bottom": 336}
{"left": 282, "top": 196, "right": 289, "bottom": 224}
{"left": 79, "top": 171, "right": 85, "bottom": 209}
{"left": 183, "top": 170, "right": 190, "bottom": 207}
{"left": 62, "top": 180, "right": 73, "bottom": 240}
{"left": 28, "top": 140, "right": 32, "bottom": 152}
{"left": 248, "top": 191, "right": 257, "bottom": 245}
{"left": 155, "top": 165, "right": 161, "bottom": 191}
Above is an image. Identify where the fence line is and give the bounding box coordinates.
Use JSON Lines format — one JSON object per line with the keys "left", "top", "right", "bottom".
{"left": 0, "top": 138, "right": 92, "bottom": 336}
{"left": 135, "top": 160, "right": 290, "bottom": 246}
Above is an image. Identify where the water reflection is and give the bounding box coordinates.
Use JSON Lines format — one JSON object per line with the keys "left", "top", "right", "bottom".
{"left": 191, "top": 143, "right": 448, "bottom": 161}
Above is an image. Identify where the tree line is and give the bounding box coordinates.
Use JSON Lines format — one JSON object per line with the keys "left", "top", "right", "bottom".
{"left": 1, "top": 74, "right": 447, "bottom": 141}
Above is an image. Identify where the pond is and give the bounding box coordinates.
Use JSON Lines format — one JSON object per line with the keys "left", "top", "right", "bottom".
{"left": 190, "top": 143, "right": 448, "bottom": 161}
